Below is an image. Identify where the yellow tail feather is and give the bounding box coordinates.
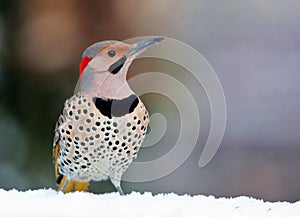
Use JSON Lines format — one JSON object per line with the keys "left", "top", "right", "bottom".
{"left": 57, "top": 176, "right": 90, "bottom": 193}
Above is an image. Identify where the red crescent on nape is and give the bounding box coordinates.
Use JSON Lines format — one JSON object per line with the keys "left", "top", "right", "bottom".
{"left": 79, "top": 57, "right": 92, "bottom": 78}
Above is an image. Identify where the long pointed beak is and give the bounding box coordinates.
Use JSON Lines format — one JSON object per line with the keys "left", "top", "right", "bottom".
{"left": 108, "top": 37, "right": 164, "bottom": 74}
{"left": 125, "top": 37, "right": 165, "bottom": 57}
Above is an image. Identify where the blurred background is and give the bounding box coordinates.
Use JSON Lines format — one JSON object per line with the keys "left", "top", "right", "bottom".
{"left": 1, "top": 0, "right": 300, "bottom": 202}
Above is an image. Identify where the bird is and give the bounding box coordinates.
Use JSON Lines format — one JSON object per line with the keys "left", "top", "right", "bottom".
{"left": 52, "top": 37, "right": 164, "bottom": 195}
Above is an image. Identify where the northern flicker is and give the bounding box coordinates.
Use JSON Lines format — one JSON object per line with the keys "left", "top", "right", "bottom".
{"left": 53, "top": 37, "right": 164, "bottom": 195}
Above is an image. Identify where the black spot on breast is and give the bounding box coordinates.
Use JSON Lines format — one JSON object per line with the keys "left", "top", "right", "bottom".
{"left": 93, "top": 94, "right": 139, "bottom": 118}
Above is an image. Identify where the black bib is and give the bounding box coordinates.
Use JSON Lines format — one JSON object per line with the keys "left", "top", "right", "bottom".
{"left": 93, "top": 94, "right": 139, "bottom": 118}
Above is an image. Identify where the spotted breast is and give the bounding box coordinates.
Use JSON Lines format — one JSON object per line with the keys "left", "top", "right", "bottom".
{"left": 54, "top": 92, "right": 149, "bottom": 194}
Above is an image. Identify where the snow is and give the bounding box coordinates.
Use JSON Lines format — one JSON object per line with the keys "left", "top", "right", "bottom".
{"left": 0, "top": 189, "right": 299, "bottom": 217}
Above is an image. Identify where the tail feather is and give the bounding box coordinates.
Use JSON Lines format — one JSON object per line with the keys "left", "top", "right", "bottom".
{"left": 58, "top": 176, "right": 90, "bottom": 193}
{"left": 53, "top": 143, "right": 89, "bottom": 193}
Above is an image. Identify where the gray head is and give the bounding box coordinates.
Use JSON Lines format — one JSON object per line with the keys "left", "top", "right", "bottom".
{"left": 77, "top": 37, "right": 164, "bottom": 99}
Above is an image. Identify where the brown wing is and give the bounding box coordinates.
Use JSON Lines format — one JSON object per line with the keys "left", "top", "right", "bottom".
{"left": 52, "top": 113, "right": 65, "bottom": 185}
{"left": 53, "top": 111, "right": 90, "bottom": 193}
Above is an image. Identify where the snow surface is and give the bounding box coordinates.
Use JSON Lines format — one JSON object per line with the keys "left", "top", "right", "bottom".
{"left": 0, "top": 189, "right": 299, "bottom": 217}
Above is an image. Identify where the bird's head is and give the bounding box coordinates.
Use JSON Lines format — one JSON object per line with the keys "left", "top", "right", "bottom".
{"left": 78, "top": 37, "right": 164, "bottom": 99}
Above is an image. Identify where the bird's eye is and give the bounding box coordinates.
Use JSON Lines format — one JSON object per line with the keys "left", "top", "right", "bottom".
{"left": 108, "top": 50, "right": 116, "bottom": 57}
